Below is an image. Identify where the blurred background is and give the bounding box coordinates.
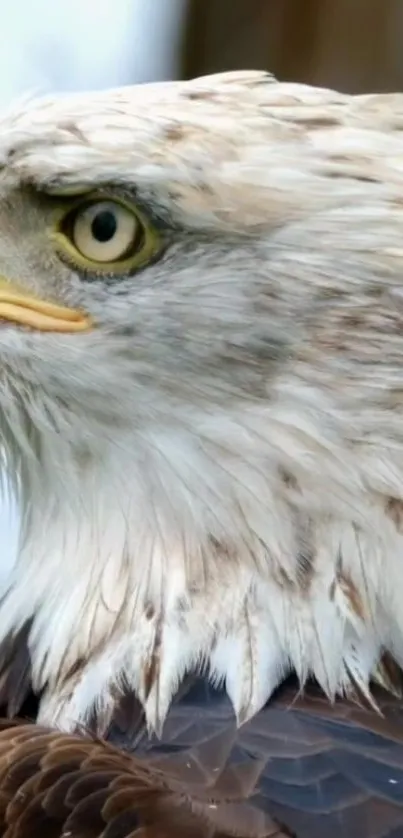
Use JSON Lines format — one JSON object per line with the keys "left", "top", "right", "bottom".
{"left": 1, "top": 0, "right": 403, "bottom": 578}
{"left": 1, "top": 0, "right": 403, "bottom": 110}
{"left": 183, "top": 0, "right": 403, "bottom": 93}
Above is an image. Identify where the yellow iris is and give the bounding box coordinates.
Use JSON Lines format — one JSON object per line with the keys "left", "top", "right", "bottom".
{"left": 51, "top": 193, "right": 161, "bottom": 276}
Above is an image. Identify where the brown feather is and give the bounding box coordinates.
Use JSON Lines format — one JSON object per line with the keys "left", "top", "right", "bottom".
{"left": 0, "top": 681, "right": 403, "bottom": 835}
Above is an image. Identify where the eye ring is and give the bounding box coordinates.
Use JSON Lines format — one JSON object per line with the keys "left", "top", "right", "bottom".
{"left": 50, "top": 193, "right": 161, "bottom": 276}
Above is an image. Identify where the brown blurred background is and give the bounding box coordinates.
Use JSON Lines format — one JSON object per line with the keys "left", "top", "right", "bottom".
{"left": 181, "top": 0, "right": 403, "bottom": 93}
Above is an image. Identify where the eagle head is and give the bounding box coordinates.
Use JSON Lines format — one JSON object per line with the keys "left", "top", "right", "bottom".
{"left": 0, "top": 71, "right": 403, "bottom": 733}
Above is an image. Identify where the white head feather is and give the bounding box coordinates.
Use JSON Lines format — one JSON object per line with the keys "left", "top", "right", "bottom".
{"left": 0, "top": 71, "right": 403, "bottom": 733}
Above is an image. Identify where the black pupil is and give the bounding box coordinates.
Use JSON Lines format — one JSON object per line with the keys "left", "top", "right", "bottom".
{"left": 91, "top": 210, "right": 117, "bottom": 243}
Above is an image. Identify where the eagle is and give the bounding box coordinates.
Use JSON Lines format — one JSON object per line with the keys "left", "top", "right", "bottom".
{"left": 0, "top": 69, "right": 403, "bottom": 749}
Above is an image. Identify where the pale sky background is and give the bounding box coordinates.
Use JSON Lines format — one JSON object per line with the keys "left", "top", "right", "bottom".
{"left": 0, "top": 0, "right": 187, "bottom": 585}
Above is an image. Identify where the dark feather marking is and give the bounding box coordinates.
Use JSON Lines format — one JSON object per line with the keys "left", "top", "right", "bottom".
{"left": 373, "top": 653, "right": 403, "bottom": 698}
{"left": 294, "top": 517, "right": 315, "bottom": 592}
{"left": 0, "top": 619, "right": 34, "bottom": 716}
{"left": 385, "top": 497, "right": 403, "bottom": 533}
{"left": 61, "top": 655, "right": 88, "bottom": 685}
{"left": 143, "top": 616, "right": 163, "bottom": 703}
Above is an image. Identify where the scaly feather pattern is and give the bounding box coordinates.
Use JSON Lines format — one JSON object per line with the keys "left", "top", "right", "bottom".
{"left": 2, "top": 681, "right": 403, "bottom": 836}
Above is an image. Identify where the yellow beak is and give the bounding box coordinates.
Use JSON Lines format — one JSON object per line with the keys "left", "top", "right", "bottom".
{"left": 0, "top": 277, "right": 93, "bottom": 333}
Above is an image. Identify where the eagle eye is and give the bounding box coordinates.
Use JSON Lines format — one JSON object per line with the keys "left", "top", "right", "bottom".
{"left": 51, "top": 193, "right": 161, "bottom": 276}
